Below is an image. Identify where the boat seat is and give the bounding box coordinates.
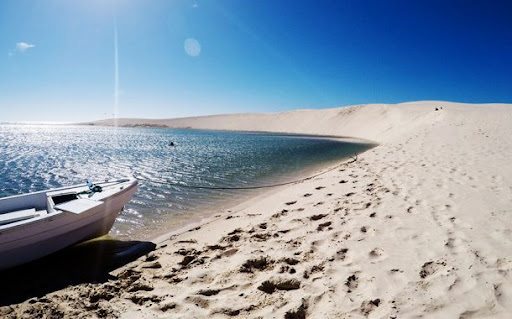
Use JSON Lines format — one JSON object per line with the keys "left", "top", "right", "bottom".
{"left": 0, "top": 208, "right": 38, "bottom": 226}
{"left": 36, "top": 210, "right": 48, "bottom": 216}
{"left": 54, "top": 199, "right": 102, "bottom": 214}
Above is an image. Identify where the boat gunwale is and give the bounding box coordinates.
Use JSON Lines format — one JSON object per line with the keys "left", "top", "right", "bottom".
{"left": 0, "top": 178, "right": 133, "bottom": 203}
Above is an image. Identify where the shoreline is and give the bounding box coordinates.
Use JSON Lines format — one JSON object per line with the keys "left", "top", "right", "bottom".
{"left": 149, "top": 151, "right": 366, "bottom": 245}
{"left": 117, "top": 133, "right": 376, "bottom": 242}
{"left": 3, "top": 101, "right": 512, "bottom": 318}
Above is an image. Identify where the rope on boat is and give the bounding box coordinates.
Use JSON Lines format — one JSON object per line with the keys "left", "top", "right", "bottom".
{"left": 134, "top": 154, "right": 358, "bottom": 190}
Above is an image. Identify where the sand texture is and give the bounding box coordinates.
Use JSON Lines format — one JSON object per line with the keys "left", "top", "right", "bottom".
{"left": 3, "top": 101, "right": 512, "bottom": 318}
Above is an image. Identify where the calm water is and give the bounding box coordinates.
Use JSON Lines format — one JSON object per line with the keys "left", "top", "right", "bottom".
{"left": 0, "top": 124, "right": 374, "bottom": 239}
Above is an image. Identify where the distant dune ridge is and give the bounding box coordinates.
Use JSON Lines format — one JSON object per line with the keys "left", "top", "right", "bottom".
{"left": 85, "top": 101, "right": 510, "bottom": 143}
{"left": 5, "top": 101, "right": 512, "bottom": 318}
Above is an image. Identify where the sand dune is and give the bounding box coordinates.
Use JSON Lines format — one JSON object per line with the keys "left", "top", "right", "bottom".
{"left": 3, "top": 101, "right": 512, "bottom": 318}
{"left": 86, "top": 101, "right": 454, "bottom": 142}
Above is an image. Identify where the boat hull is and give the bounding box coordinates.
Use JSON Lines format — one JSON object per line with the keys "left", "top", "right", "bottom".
{"left": 0, "top": 179, "right": 137, "bottom": 270}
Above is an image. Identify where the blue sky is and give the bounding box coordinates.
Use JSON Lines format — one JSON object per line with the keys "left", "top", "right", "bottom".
{"left": 1, "top": 0, "right": 512, "bottom": 122}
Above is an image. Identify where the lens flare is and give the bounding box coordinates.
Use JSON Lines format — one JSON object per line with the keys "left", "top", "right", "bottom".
{"left": 184, "top": 38, "right": 201, "bottom": 57}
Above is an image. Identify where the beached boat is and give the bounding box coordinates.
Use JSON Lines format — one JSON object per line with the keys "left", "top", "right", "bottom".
{"left": 0, "top": 178, "right": 138, "bottom": 270}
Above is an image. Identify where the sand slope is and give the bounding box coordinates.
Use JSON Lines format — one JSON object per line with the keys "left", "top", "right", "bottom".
{"left": 86, "top": 101, "right": 449, "bottom": 142}
{"left": 3, "top": 101, "right": 512, "bottom": 318}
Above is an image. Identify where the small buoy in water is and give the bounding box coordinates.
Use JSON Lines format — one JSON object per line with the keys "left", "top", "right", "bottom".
{"left": 169, "top": 141, "right": 175, "bottom": 147}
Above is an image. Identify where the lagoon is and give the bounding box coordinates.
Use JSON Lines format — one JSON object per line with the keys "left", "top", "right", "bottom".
{"left": 0, "top": 124, "right": 374, "bottom": 239}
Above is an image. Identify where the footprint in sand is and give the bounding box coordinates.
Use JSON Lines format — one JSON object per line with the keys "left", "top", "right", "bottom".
{"left": 317, "top": 221, "right": 332, "bottom": 231}
{"left": 214, "top": 308, "right": 244, "bottom": 316}
{"left": 272, "top": 209, "right": 289, "bottom": 218}
{"left": 284, "top": 300, "right": 308, "bottom": 319}
{"left": 309, "top": 214, "right": 328, "bottom": 221}
{"left": 141, "top": 261, "right": 162, "bottom": 269}
{"left": 303, "top": 263, "right": 325, "bottom": 279}
{"left": 128, "top": 294, "right": 163, "bottom": 306}
{"left": 444, "top": 237, "right": 466, "bottom": 253}
{"left": 369, "top": 248, "right": 386, "bottom": 261}
{"left": 144, "top": 252, "right": 160, "bottom": 262}
{"left": 223, "top": 234, "right": 241, "bottom": 242}
{"left": 345, "top": 274, "right": 359, "bottom": 293}
{"left": 174, "top": 247, "right": 199, "bottom": 256}
{"left": 360, "top": 299, "right": 381, "bottom": 316}
{"left": 419, "top": 261, "right": 446, "bottom": 279}
{"left": 251, "top": 232, "right": 271, "bottom": 241}
{"left": 257, "top": 278, "right": 301, "bottom": 294}
{"left": 337, "top": 248, "right": 349, "bottom": 259}
{"left": 185, "top": 296, "right": 209, "bottom": 309}
{"left": 279, "top": 265, "right": 297, "bottom": 274}
{"left": 159, "top": 302, "right": 178, "bottom": 312}
{"left": 281, "top": 257, "right": 300, "bottom": 265}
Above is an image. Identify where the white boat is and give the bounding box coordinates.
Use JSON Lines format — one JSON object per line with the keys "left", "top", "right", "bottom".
{"left": 0, "top": 178, "right": 138, "bottom": 270}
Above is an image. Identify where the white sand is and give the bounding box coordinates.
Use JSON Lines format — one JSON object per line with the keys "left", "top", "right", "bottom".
{"left": 3, "top": 101, "right": 512, "bottom": 318}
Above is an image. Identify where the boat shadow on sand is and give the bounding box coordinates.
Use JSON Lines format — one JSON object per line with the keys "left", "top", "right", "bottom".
{"left": 0, "top": 236, "right": 155, "bottom": 306}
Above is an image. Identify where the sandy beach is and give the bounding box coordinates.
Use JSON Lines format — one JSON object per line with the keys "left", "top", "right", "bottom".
{"left": 2, "top": 101, "right": 512, "bottom": 318}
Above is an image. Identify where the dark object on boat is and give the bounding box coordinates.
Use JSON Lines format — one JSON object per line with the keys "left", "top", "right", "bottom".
{"left": 87, "top": 180, "right": 103, "bottom": 193}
